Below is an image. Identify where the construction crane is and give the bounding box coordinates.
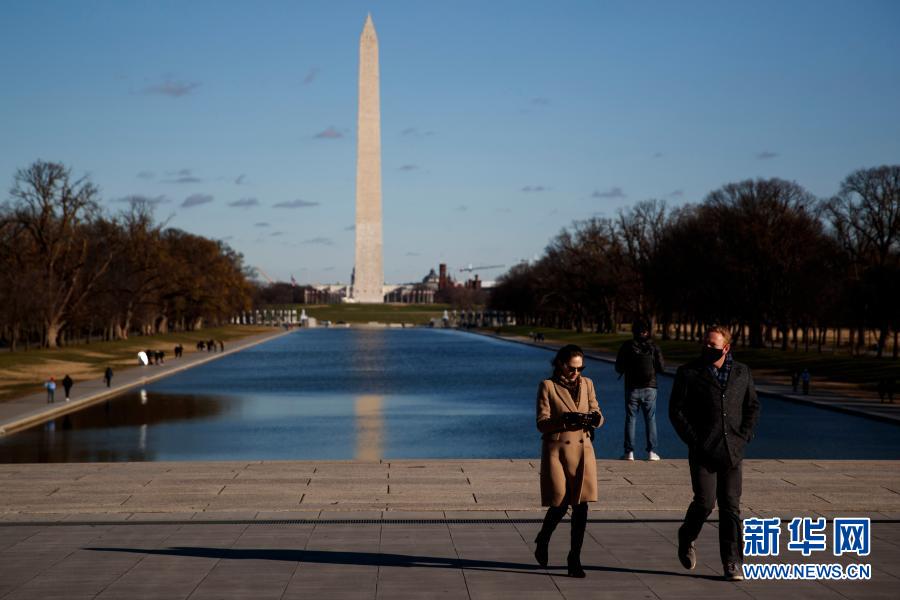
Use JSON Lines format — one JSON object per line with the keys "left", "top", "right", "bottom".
{"left": 252, "top": 266, "right": 275, "bottom": 284}
{"left": 459, "top": 263, "right": 505, "bottom": 273}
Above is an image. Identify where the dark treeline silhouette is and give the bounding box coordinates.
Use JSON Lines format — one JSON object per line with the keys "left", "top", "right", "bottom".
{"left": 490, "top": 167, "right": 900, "bottom": 358}
{"left": 0, "top": 160, "right": 254, "bottom": 350}
{"left": 253, "top": 282, "right": 306, "bottom": 306}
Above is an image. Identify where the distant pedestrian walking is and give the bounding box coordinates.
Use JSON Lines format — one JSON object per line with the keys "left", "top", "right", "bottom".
{"left": 174, "top": 344, "right": 183, "bottom": 358}
{"left": 879, "top": 378, "right": 896, "bottom": 403}
{"left": 62, "top": 374, "right": 73, "bottom": 402}
{"left": 45, "top": 377, "right": 56, "bottom": 403}
{"left": 790, "top": 371, "right": 799, "bottom": 393}
{"left": 218, "top": 340, "right": 224, "bottom": 352}
{"left": 801, "top": 368, "right": 810, "bottom": 395}
{"left": 104, "top": 367, "right": 113, "bottom": 388}
{"left": 615, "top": 319, "right": 665, "bottom": 461}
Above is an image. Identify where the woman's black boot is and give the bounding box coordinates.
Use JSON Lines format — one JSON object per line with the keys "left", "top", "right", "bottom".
{"left": 535, "top": 505, "right": 567, "bottom": 567}
{"left": 567, "top": 502, "right": 588, "bottom": 577}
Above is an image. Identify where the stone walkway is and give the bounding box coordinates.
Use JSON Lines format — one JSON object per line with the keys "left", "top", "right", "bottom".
{"left": 0, "top": 329, "right": 292, "bottom": 436}
{"left": 1, "top": 459, "right": 898, "bottom": 520}
{"left": 1, "top": 460, "right": 897, "bottom": 598}
{"left": 1, "top": 519, "right": 896, "bottom": 599}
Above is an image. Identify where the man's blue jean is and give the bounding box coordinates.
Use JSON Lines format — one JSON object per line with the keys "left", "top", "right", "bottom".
{"left": 624, "top": 387, "right": 658, "bottom": 453}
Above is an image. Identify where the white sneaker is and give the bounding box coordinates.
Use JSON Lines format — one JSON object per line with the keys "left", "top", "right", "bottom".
{"left": 648, "top": 451, "right": 661, "bottom": 461}
{"left": 621, "top": 451, "right": 634, "bottom": 461}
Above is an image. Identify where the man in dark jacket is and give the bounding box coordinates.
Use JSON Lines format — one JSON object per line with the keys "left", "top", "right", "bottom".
{"left": 615, "top": 320, "right": 665, "bottom": 461}
{"left": 669, "top": 326, "right": 760, "bottom": 581}
{"left": 62, "top": 374, "right": 74, "bottom": 402}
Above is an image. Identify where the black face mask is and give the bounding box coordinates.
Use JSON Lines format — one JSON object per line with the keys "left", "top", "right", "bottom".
{"left": 701, "top": 346, "right": 724, "bottom": 364}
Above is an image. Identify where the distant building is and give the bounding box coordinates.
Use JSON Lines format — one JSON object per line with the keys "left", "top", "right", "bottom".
{"left": 303, "top": 284, "right": 350, "bottom": 304}
{"left": 302, "top": 263, "right": 493, "bottom": 305}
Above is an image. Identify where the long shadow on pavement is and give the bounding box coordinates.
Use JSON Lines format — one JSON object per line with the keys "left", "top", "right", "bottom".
{"left": 87, "top": 547, "right": 723, "bottom": 580}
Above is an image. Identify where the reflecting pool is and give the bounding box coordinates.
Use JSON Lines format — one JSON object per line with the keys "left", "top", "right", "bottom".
{"left": 1, "top": 328, "right": 898, "bottom": 462}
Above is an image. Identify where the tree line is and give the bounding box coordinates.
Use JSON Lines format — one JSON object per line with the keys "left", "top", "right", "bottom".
{"left": 489, "top": 166, "right": 900, "bottom": 358}
{"left": 0, "top": 160, "right": 254, "bottom": 350}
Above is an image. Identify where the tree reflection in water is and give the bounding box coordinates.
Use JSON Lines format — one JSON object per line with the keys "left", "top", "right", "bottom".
{"left": 0, "top": 393, "right": 227, "bottom": 463}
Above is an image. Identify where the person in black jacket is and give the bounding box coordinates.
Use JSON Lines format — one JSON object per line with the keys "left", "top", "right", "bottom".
{"left": 62, "top": 374, "right": 74, "bottom": 402}
{"left": 669, "top": 326, "right": 760, "bottom": 581}
{"left": 615, "top": 320, "right": 665, "bottom": 461}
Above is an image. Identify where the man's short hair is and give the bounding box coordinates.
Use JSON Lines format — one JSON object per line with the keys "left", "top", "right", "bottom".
{"left": 705, "top": 325, "right": 732, "bottom": 346}
{"left": 632, "top": 319, "right": 650, "bottom": 335}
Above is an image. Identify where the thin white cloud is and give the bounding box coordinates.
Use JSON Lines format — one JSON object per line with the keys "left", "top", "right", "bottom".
{"left": 113, "top": 194, "right": 170, "bottom": 206}
{"left": 314, "top": 127, "right": 343, "bottom": 139}
{"left": 302, "top": 237, "right": 334, "bottom": 245}
{"left": 144, "top": 79, "right": 200, "bottom": 97}
{"left": 273, "top": 199, "right": 319, "bottom": 208}
{"left": 164, "top": 168, "right": 202, "bottom": 184}
{"left": 400, "top": 127, "right": 435, "bottom": 138}
{"left": 592, "top": 187, "right": 626, "bottom": 199}
{"left": 228, "top": 197, "right": 260, "bottom": 208}
{"left": 181, "top": 194, "right": 214, "bottom": 208}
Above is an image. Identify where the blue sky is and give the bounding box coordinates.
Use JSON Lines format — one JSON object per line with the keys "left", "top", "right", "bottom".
{"left": 2, "top": 0, "right": 899, "bottom": 284}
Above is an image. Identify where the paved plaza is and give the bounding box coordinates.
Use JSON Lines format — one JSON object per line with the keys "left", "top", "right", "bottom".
{"left": 0, "top": 459, "right": 898, "bottom": 598}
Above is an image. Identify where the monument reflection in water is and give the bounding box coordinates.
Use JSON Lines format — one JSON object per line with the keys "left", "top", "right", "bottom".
{"left": 2, "top": 328, "right": 900, "bottom": 462}
{"left": 355, "top": 395, "right": 384, "bottom": 461}
{"left": 351, "top": 326, "right": 384, "bottom": 461}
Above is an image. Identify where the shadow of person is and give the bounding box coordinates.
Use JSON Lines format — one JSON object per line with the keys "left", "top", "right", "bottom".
{"left": 86, "top": 546, "right": 722, "bottom": 580}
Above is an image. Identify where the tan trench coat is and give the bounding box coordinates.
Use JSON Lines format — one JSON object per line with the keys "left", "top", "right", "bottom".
{"left": 536, "top": 376, "right": 603, "bottom": 507}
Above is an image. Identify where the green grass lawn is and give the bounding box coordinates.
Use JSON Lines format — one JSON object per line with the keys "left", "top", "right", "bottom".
{"left": 0, "top": 325, "right": 273, "bottom": 402}
{"left": 493, "top": 325, "right": 900, "bottom": 388}
{"left": 301, "top": 303, "right": 450, "bottom": 325}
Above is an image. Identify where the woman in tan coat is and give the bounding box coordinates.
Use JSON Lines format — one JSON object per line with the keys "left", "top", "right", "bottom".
{"left": 534, "top": 344, "right": 604, "bottom": 577}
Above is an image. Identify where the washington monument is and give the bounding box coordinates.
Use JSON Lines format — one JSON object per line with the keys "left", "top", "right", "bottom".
{"left": 351, "top": 14, "right": 383, "bottom": 303}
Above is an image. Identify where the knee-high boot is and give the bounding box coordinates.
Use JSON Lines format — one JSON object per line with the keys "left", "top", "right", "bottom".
{"left": 568, "top": 502, "right": 588, "bottom": 577}
{"left": 534, "top": 505, "right": 567, "bottom": 567}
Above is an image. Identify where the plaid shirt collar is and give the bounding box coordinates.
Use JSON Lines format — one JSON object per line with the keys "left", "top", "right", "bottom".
{"left": 707, "top": 352, "right": 733, "bottom": 388}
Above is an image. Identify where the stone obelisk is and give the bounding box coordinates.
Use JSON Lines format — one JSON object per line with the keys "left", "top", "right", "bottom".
{"left": 352, "top": 14, "right": 383, "bottom": 303}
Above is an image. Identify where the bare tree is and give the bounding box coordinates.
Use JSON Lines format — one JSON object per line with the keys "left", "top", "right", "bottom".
{"left": 7, "top": 161, "right": 114, "bottom": 347}
{"left": 825, "top": 165, "right": 900, "bottom": 357}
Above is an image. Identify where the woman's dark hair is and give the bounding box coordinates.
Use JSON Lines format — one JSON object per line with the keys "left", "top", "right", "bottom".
{"left": 551, "top": 344, "right": 584, "bottom": 376}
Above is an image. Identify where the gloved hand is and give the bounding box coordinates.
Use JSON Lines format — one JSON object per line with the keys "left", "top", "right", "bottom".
{"left": 561, "top": 412, "right": 583, "bottom": 428}
{"left": 563, "top": 411, "right": 602, "bottom": 429}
